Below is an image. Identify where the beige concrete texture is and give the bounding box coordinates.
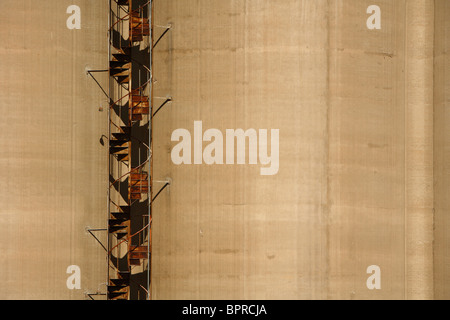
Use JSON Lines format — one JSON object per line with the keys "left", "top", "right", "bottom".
{"left": 0, "top": 1, "right": 108, "bottom": 299}
{"left": 151, "top": 0, "right": 447, "bottom": 300}
{"left": 434, "top": 0, "right": 450, "bottom": 301}
{"left": 0, "top": 0, "right": 448, "bottom": 300}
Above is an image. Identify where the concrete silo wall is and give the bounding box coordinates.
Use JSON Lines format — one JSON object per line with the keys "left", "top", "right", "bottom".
{"left": 434, "top": 0, "right": 450, "bottom": 301}
{"left": 0, "top": 0, "right": 448, "bottom": 300}
{"left": 151, "top": 0, "right": 447, "bottom": 300}
{"left": 0, "top": 1, "right": 108, "bottom": 299}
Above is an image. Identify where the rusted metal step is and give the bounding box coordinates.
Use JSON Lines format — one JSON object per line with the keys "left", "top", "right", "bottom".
{"left": 110, "top": 127, "right": 130, "bottom": 157}
{"left": 115, "top": 154, "right": 129, "bottom": 162}
{"left": 130, "top": 19, "right": 150, "bottom": 42}
{"left": 130, "top": 172, "right": 148, "bottom": 180}
{"left": 129, "top": 172, "right": 148, "bottom": 200}
{"left": 132, "top": 98, "right": 149, "bottom": 107}
{"left": 110, "top": 278, "right": 129, "bottom": 287}
{"left": 128, "top": 246, "right": 149, "bottom": 266}
{"left": 129, "top": 251, "right": 147, "bottom": 260}
{"left": 110, "top": 146, "right": 129, "bottom": 157}
{"left": 132, "top": 26, "right": 150, "bottom": 34}
{"left": 133, "top": 107, "right": 150, "bottom": 115}
{"left": 110, "top": 60, "right": 131, "bottom": 69}
{"left": 110, "top": 68, "right": 130, "bottom": 77}
{"left": 111, "top": 211, "right": 130, "bottom": 220}
{"left": 131, "top": 23, "right": 150, "bottom": 29}
{"left": 130, "top": 186, "right": 149, "bottom": 193}
{"left": 111, "top": 126, "right": 131, "bottom": 141}
{"left": 109, "top": 219, "right": 129, "bottom": 234}
{"left": 132, "top": 95, "right": 149, "bottom": 102}
{"left": 110, "top": 139, "right": 129, "bottom": 147}
{"left": 130, "top": 245, "right": 149, "bottom": 253}
{"left": 107, "top": 285, "right": 129, "bottom": 300}
{"left": 111, "top": 132, "right": 130, "bottom": 141}
{"left": 129, "top": 180, "right": 148, "bottom": 187}
{"left": 110, "top": 272, "right": 131, "bottom": 290}
{"left": 110, "top": 64, "right": 130, "bottom": 74}
{"left": 110, "top": 60, "right": 131, "bottom": 85}
{"left": 130, "top": 93, "right": 150, "bottom": 121}
{"left": 132, "top": 107, "right": 150, "bottom": 117}
{"left": 131, "top": 16, "right": 149, "bottom": 25}
{"left": 132, "top": 22, "right": 150, "bottom": 30}
{"left": 112, "top": 53, "right": 130, "bottom": 63}
{"left": 132, "top": 99, "right": 149, "bottom": 106}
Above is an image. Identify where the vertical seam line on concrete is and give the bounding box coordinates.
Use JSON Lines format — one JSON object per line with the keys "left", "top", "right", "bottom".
{"left": 325, "top": 0, "right": 332, "bottom": 300}
{"left": 404, "top": 0, "right": 408, "bottom": 301}
{"left": 430, "top": 1, "right": 436, "bottom": 300}
{"left": 430, "top": 1, "right": 436, "bottom": 298}
{"left": 243, "top": 0, "right": 248, "bottom": 300}
{"left": 432, "top": 0, "right": 437, "bottom": 300}
{"left": 196, "top": 0, "right": 201, "bottom": 300}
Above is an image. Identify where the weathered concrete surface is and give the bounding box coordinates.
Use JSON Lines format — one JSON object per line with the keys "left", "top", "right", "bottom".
{"left": 404, "top": 0, "right": 435, "bottom": 300}
{"left": 0, "top": 0, "right": 108, "bottom": 299}
{"left": 434, "top": 0, "right": 450, "bottom": 301}
{"left": 0, "top": 0, "right": 447, "bottom": 300}
{"left": 151, "top": 0, "right": 443, "bottom": 300}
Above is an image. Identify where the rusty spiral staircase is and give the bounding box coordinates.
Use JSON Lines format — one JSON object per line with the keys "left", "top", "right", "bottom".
{"left": 107, "top": 0, "right": 152, "bottom": 300}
